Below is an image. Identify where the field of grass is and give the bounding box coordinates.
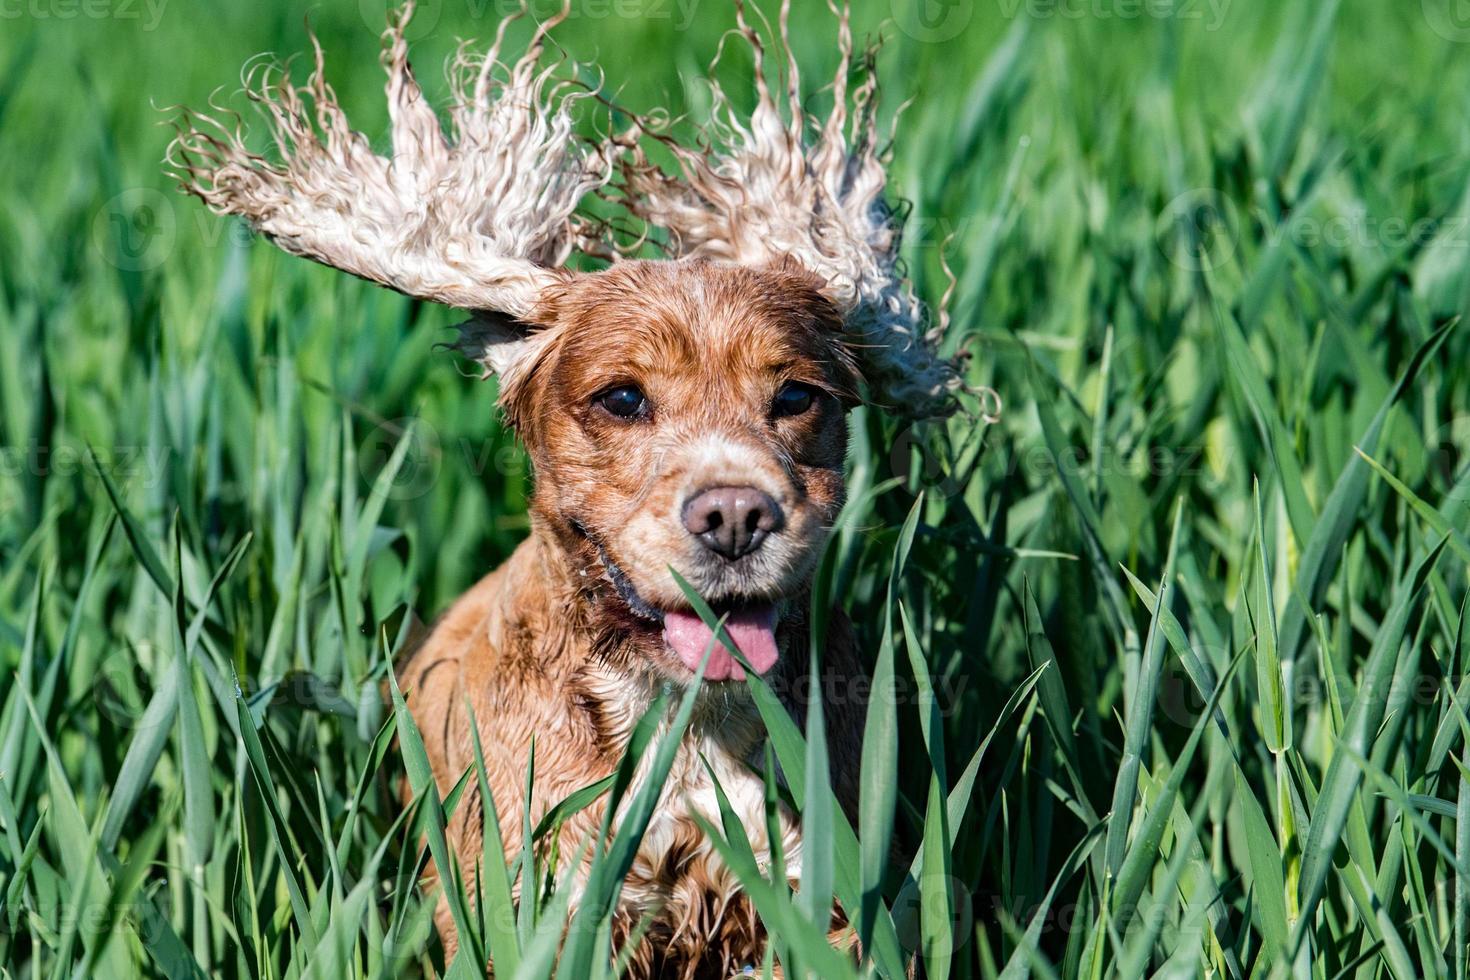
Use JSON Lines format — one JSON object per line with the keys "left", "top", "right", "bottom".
{"left": 4, "top": 0, "right": 1470, "bottom": 976}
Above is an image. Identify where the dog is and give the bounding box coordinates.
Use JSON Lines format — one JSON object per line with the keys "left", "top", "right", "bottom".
{"left": 168, "top": 2, "right": 960, "bottom": 975}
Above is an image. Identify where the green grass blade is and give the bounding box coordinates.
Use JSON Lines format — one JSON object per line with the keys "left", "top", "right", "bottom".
{"left": 1103, "top": 499, "right": 1183, "bottom": 878}
{"left": 1292, "top": 536, "right": 1451, "bottom": 955}
{"left": 384, "top": 659, "right": 483, "bottom": 971}
{"left": 1111, "top": 650, "right": 1244, "bottom": 928}
{"left": 1277, "top": 319, "right": 1456, "bottom": 657}
{"left": 465, "top": 698, "right": 522, "bottom": 976}
{"left": 859, "top": 495, "right": 923, "bottom": 952}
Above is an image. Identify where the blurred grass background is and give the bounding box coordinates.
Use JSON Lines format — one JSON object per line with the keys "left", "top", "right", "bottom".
{"left": 5, "top": 0, "right": 1470, "bottom": 976}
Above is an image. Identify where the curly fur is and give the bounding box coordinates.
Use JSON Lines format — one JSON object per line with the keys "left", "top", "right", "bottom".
{"left": 165, "top": 0, "right": 961, "bottom": 418}
{"left": 619, "top": 1, "right": 961, "bottom": 417}
{"left": 164, "top": 1, "right": 609, "bottom": 320}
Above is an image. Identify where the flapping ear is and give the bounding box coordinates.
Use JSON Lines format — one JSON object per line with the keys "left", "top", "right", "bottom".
{"left": 450, "top": 311, "right": 544, "bottom": 380}
{"left": 452, "top": 311, "right": 559, "bottom": 394}
{"left": 451, "top": 308, "right": 566, "bottom": 437}
{"left": 166, "top": 0, "right": 610, "bottom": 330}
{"left": 618, "top": 0, "right": 963, "bottom": 418}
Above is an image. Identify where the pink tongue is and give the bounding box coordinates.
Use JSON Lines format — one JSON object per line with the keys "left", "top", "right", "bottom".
{"left": 662, "top": 606, "right": 780, "bottom": 681}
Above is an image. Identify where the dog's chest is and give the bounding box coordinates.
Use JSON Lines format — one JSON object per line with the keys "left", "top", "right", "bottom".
{"left": 618, "top": 728, "right": 801, "bottom": 911}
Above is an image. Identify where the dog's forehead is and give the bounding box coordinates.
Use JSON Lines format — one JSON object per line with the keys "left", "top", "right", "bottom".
{"left": 552, "top": 260, "right": 838, "bottom": 378}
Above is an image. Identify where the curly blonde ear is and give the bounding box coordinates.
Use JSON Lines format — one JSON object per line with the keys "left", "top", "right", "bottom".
{"left": 166, "top": 1, "right": 611, "bottom": 329}
{"left": 618, "top": 0, "right": 962, "bottom": 418}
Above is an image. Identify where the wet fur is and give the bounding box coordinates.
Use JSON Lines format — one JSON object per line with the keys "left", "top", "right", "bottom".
{"left": 399, "top": 261, "right": 869, "bottom": 977}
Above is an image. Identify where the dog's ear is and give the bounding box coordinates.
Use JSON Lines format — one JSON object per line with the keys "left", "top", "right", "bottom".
{"left": 452, "top": 310, "right": 559, "bottom": 427}
{"left": 452, "top": 312, "right": 554, "bottom": 384}
{"left": 757, "top": 257, "right": 865, "bottom": 407}
{"left": 168, "top": 2, "right": 614, "bottom": 329}
{"left": 617, "top": 0, "right": 960, "bottom": 419}
{"left": 452, "top": 306, "right": 565, "bottom": 437}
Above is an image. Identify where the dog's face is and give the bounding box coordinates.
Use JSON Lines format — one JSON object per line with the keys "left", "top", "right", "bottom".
{"left": 503, "top": 259, "right": 857, "bottom": 682}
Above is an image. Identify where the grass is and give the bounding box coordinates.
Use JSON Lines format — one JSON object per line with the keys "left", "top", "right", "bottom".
{"left": 3, "top": 0, "right": 1470, "bottom": 976}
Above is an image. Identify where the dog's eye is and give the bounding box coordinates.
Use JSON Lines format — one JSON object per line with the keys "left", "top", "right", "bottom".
{"left": 596, "top": 384, "right": 650, "bottom": 420}
{"left": 772, "top": 382, "right": 817, "bottom": 418}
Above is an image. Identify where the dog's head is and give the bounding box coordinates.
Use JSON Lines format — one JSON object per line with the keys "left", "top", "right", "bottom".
{"left": 491, "top": 259, "right": 856, "bottom": 681}
{"left": 169, "top": 2, "right": 963, "bottom": 681}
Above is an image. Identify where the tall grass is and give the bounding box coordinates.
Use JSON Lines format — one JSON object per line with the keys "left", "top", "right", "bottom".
{"left": 3, "top": 0, "right": 1470, "bottom": 976}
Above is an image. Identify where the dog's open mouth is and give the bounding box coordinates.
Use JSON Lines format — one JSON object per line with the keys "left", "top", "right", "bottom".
{"left": 662, "top": 605, "right": 779, "bottom": 681}
{"left": 596, "top": 543, "right": 780, "bottom": 682}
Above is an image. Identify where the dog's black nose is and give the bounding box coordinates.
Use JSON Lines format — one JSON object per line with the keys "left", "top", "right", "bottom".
{"left": 682, "top": 486, "right": 783, "bottom": 560}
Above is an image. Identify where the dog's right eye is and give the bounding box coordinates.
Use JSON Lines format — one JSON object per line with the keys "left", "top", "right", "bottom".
{"left": 595, "top": 384, "right": 650, "bottom": 420}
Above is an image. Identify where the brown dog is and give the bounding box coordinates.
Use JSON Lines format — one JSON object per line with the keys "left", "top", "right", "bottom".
{"left": 400, "top": 258, "right": 871, "bottom": 975}
{"left": 169, "top": 2, "right": 959, "bottom": 975}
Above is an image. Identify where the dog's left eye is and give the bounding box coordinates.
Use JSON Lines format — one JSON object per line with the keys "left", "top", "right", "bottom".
{"left": 772, "top": 381, "right": 818, "bottom": 418}
{"left": 596, "top": 384, "right": 650, "bottom": 420}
